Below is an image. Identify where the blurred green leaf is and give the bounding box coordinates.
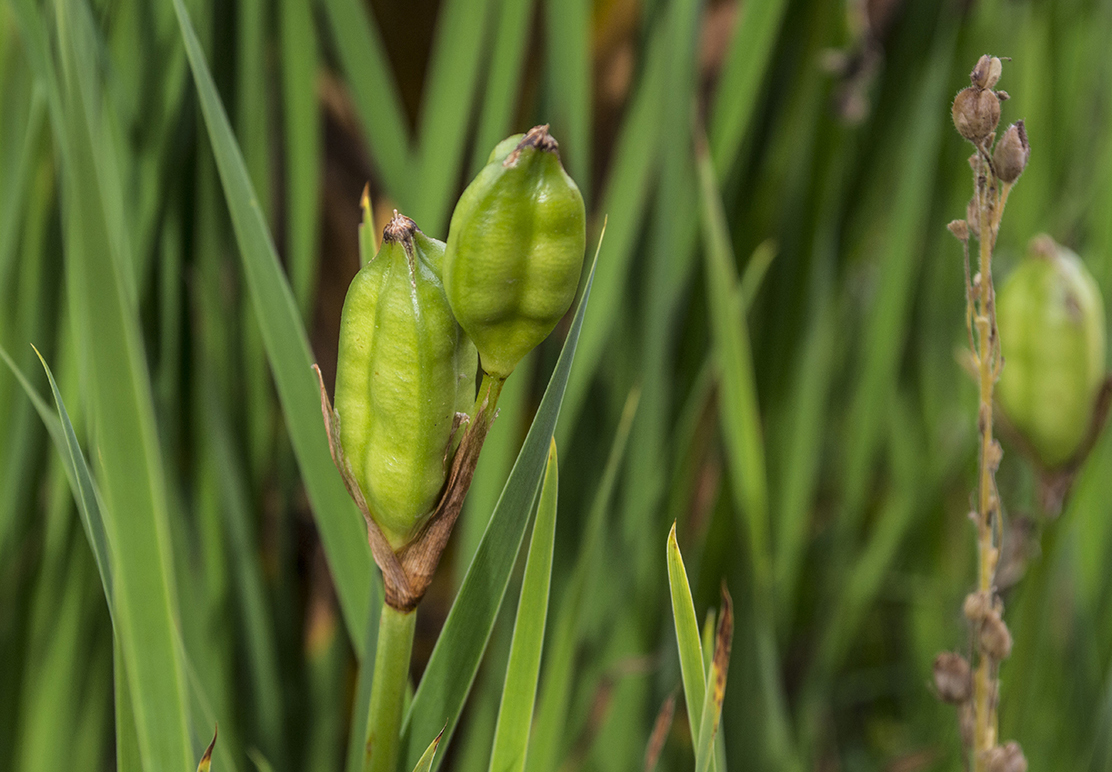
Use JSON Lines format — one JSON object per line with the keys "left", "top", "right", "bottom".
{"left": 173, "top": 0, "right": 374, "bottom": 649}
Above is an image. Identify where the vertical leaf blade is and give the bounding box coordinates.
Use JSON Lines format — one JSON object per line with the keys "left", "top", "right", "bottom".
{"left": 488, "top": 439, "right": 559, "bottom": 772}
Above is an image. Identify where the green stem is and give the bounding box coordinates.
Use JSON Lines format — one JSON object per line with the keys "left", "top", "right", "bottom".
{"left": 363, "top": 604, "right": 417, "bottom": 772}
{"left": 473, "top": 371, "right": 506, "bottom": 428}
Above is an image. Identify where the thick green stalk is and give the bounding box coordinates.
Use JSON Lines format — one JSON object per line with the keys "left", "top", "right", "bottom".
{"left": 364, "top": 604, "right": 417, "bottom": 772}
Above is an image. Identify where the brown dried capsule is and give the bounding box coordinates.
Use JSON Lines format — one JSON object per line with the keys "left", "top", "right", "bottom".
{"left": 933, "top": 652, "right": 972, "bottom": 703}
{"left": 994, "top": 121, "right": 1030, "bottom": 184}
{"left": 980, "top": 609, "right": 1013, "bottom": 660}
{"left": 948, "top": 219, "right": 969, "bottom": 241}
{"left": 952, "top": 86, "right": 1001, "bottom": 143}
{"left": 984, "top": 741, "right": 1028, "bottom": 772}
{"left": 971, "top": 54, "right": 1003, "bottom": 90}
{"left": 963, "top": 590, "right": 991, "bottom": 621}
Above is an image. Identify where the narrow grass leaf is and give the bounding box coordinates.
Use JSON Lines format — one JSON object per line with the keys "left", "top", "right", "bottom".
{"left": 173, "top": 0, "right": 374, "bottom": 648}
{"left": 694, "top": 588, "right": 733, "bottom": 772}
{"left": 696, "top": 130, "right": 797, "bottom": 770}
{"left": 526, "top": 388, "right": 639, "bottom": 772}
{"left": 279, "top": 0, "right": 321, "bottom": 316}
{"left": 469, "top": 0, "right": 535, "bottom": 177}
{"left": 667, "top": 523, "right": 707, "bottom": 732}
{"left": 839, "top": 28, "right": 955, "bottom": 535}
{"left": 694, "top": 133, "right": 771, "bottom": 597}
{"left": 45, "top": 1, "right": 194, "bottom": 763}
{"left": 488, "top": 439, "right": 559, "bottom": 772}
{"left": 317, "top": 0, "right": 411, "bottom": 200}
{"left": 410, "top": 0, "right": 495, "bottom": 233}
{"left": 542, "top": 0, "right": 590, "bottom": 188}
{"left": 557, "top": 21, "right": 665, "bottom": 441}
{"left": 400, "top": 250, "right": 600, "bottom": 772}
{"left": 708, "top": 0, "right": 790, "bottom": 177}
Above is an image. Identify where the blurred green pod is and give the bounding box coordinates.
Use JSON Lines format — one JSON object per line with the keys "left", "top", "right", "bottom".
{"left": 334, "top": 203, "right": 477, "bottom": 549}
{"left": 444, "top": 125, "right": 586, "bottom": 378}
{"left": 997, "top": 236, "right": 1106, "bottom": 468}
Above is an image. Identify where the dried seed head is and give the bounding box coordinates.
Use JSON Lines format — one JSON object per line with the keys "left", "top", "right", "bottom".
{"left": 994, "top": 121, "right": 1030, "bottom": 184}
{"left": 964, "top": 591, "right": 991, "bottom": 622}
{"left": 984, "top": 741, "right": 1028, "bottom": 772}
{"left": 971, "top": 55, "right": 1004, "bottom": 89}
{"left": 980, "top": 609, "right": 1014, "bottom": 660}
{"left": 952, "top": 87, "right": 1002, "bottom": 143}
{"left": 933, "top": 652, "right": 972, "bottom": 703}
{"left": 948, "top": 219, "right": 969, "bottom": 241}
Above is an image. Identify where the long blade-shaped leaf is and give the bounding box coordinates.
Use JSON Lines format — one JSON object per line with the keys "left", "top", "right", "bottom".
{"left": 400, "top": 246, "right": 600, "bottom": 772}
{"left": 667, "top": 523, "right": 706, "bottom": 733}
{"left": 708, "top": 0, "right": 790, "bottom": 178}
{"left": 469, "top": 0, "right": 535, "bottom": 177}
{"left": 43, "top": 0, "right": 193, "bottom": 764}
{"left": 410, "top": 0, "right": 495, "bottom": 233}
{"left": 172, "top": 0, "right": 374, "bottom": 648}
{"left": 317, "top": 0, "right": 411, "bottom": 200}
{"left": 488, "top": 440, "right": 559, "bottom": 772}
{"left": 525, "top": 388, "right": 639, "bottom": 772}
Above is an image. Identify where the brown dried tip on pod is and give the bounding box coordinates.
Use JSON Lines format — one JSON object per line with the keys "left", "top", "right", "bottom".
{"left": 953, "top": 86, "right": 1002, "bottom": 143}
{"left": 994, "top": 121, "right": 1030, "bottom": 184}
{"left": 984, "top": 741, "right": 1028, "bottom": 772}
{"left": 933, "top": 652, "right": 972, "bottom": 703}
{"left": 948, "top": 219, "right": 969, "bottom": 241}
{"left": 971, "top": 55, "right": 1004, "bottom": 90}
{"left": 980, "top": 609, "right": 1014, "bottom": 660}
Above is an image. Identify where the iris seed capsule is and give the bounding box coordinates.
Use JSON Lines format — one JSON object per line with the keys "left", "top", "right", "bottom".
{"left": 443, "top": 125, "right": 587, "bottom": 378}
{"left": 334, "top": 206, "right": 476, "bottom": 549}
{"left": 997, "top": 236, "right": 1106, "bottom": 469}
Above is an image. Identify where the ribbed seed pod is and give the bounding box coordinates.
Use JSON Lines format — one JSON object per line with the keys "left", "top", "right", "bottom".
{"left": 444, "top": 125, "right": 587, "bottom": 378}
{"left": 997, "top": 236, "right": 1106, "bottom": 468}
{"left": 334, "top": 206, "right": 476, "bottom": 549}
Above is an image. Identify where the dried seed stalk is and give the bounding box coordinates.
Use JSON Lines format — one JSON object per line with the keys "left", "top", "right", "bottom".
{"left": 946, "top": 54, "right": 1029, "bottom": 772}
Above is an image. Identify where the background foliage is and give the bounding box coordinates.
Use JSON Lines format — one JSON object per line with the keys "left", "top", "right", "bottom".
{"left": 2, "top": 0, "right": 1112, "bottom": 769}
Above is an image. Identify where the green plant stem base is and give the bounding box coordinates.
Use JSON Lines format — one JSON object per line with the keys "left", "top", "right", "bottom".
{"left": 364, "top": 603, "right": 417, "bottom": 772}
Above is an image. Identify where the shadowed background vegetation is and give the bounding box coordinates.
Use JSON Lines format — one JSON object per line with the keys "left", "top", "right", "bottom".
{"left": 2, "top": 0, "right": 1112, "bottom": 769}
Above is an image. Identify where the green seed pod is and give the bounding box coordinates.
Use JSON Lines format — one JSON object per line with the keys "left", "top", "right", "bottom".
{"left": 443, "top": 125, "right": 587, "bottom": 378}
{"left": 997, "top": 236, "right": 1106, "bottom": 469}
{"left": 334, "top": 205, "right": 477, "bottom": 549}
